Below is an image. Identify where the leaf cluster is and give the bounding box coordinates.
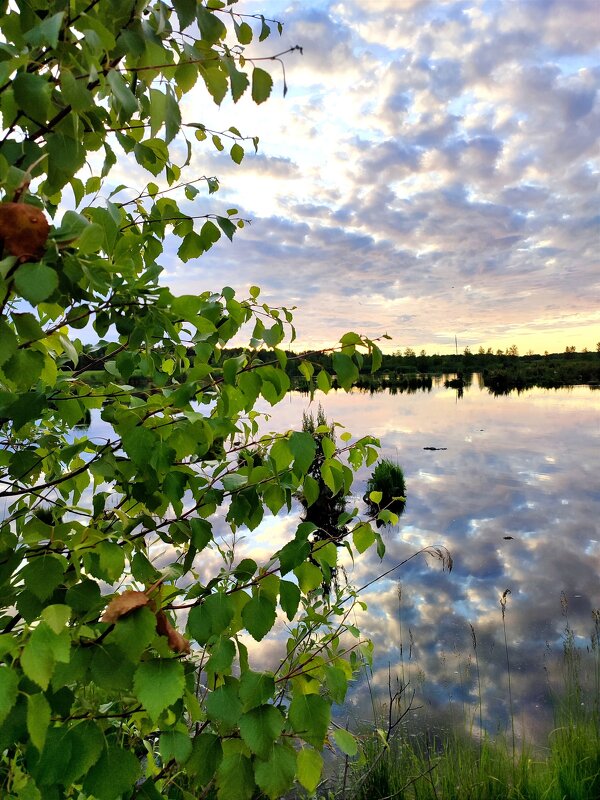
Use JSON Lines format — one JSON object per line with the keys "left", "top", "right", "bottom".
{"left": 0, "top": 2, "right": 386, "bottom": 798}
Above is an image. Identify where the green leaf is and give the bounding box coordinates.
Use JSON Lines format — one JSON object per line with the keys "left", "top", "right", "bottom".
{"left": 301, "top": 474, "right": 320, "bottom": 508}
{"left": 178, "top": 231, "right": 204, "bottom": 261}
{"left": 77, "top": 222, "right": 104, "bottom": 254}
{"left": 279, "top": 579, "right": 300, "bottom": 620}
{"left": 24, "top": 11, "right": 64, "bottom": 48}
{"left": 14, "top": 263, "right": 58, "bottom": 304}
{"left": 333, "top": 728, "right": 358, "bottom": 756}
{"left": 201, "top": 66, "right": 228, "bottom": 104}
{"left": 324, "top": 665, "right": 348, "bottom": 704}
{"left": 205, "top": 679, "right": 242, "bottom": 731}
{"left": 62, "top": 721, "right": 104, "bottom": 784}
{"left": 371, "top": 343, "right": 383, "bottom": 373}
{"left": 159, "top": 730, "right": 193, "bottom": 764}
{"left": 316, "top": 370, "right": 331, "bottom": 393}
{"left": 241, "top": 592, "right": 276, "bottom": 642}
{"left": 258, "top": 16, "right": 271, "bottom": 42}
{"left": 32, "top": 725, "right": 72, "bottom": 788}
{"left": 239, "top": 705, "right": 284, "bottom": 758}
{"left": 205, "top": 636, "right": 236, "bottom": 675}
{"left": 21, "top": 624, "right": 70, "bottom": 690}
{"left": 45, "top": 132, "right": 86, "bottom": 193}
{"left": 234, "top": 20, "right": 253, "bottom": 45}
{"left": 0, "top": 666, "right": 19, "bottom": 725}
{"left": 133, "top": 659, "right": 185, "bottom": 720}
{"left": 277, "top": 536, "right": 310, "bottom": 576}
{"left": 40, "top": 604, "right": 71, "bottom": 634}
{"left": 252, "top": 67, "right": 273, "bottom": 104}
{"left": 107, "top": 70, "right": 138, "bottom": 118}
{"left": 321, "top": 436, "right": 336, "bottom": 459}
{"left": 289, "top": 693, "right": 331, "bottom": 748}
{"left": 13, "top": 312, "right": 43, "bottom": 341}
{"left": 172, "top": 0, "right": 197, "bottom": 29}
{"left": 186, "top": 733, "right": 223, "bottom": 783}
{"left": 21, "top": 554, "right": 66, "bottom": 600}
{"left": 175, "top": 61, "right": 198, "bottom": 93}
{"left": 83, "top": 744, "right": 140, "bottom": 800}
{"left": 226, "top": 62, "right": 250, "bottom": 103}
{"left": 65, "top": 579, "right": 102, "bottom": 614}
{"left": 0, "top": 319, "right": 18, "bottom": 366}
{"left": 289, "top": 431, "right": 317, "bottom": 474}
{"left": 313, "top": 541, "right": 337, "bottom": 570}
{"left": 90, "top": 644, "right": 135, "bottom": 692}
{"left": 217, "top": 215, "right": 237, "bottom": 241}
{"left": 187, "top": 592, "right": 234, "bottom": 645}
{"left": 230, "top": 142, "right": 244, "bottom": 164}
{"left": 200, "top": 219, "right": 221, "bottom": 249}
{"left": 216, "top": 746, "right": 255, "bottom": 800}
{"left": 294, "top": 561, "right": 322, "bottom": 594}
{"left": 121, "top": 426, "right": 160, "bottom": 466}
{"left": 239, "top": 670, "right": 275, "bottom": 711}
{"left": 12, "top": 73, "right": 52, "bottom": 121}
{"left": 353, "top": 522, "right": 376, "bottom": 554}
{"left": 27, "top": 692, "right": 51, "bottom": 752}
{"left": 332, "top": 352, "right": 359, "bottom": 390}
{"left": 269, "top": 437, "right": 293, "bottom": 471}
{"left": 254, "top": 743, "right": 296, "bottom": 799}
{"left": 106, "top": 607, "right": 157, "bottom": 662}
{"left": 197, "top": 5, "right": 227, "bottom": 43}
{"left": 297, "top": 747, "right": 323, "bottom": 794}
{"left": 190, "top": 518, "right": 213, "bottom": 550}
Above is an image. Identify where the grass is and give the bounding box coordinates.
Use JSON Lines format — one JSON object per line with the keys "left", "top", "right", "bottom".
{"left": 319, "top": 601, "right": 600, "bottom": 800}
{"left": 365, "top": 458, "right": 407, "bottom": 522}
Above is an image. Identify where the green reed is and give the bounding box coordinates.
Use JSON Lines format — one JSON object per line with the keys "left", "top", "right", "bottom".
{"left": 320, "top": 597, "right": 600, "bottom": 800}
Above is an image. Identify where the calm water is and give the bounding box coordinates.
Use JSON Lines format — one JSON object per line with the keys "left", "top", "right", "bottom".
{"left": 82, "top": 378, "right": 600, "bottom": 742}
{"left": 245, "top": 378, "right": 600, "bottom": 742}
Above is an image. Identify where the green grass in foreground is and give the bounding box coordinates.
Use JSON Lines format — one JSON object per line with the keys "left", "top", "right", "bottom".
{"left": 344, "top": 719, "right": 600, "bottom": 800}
{"left": 319, "top": 607, "right": 600, "bottom": 800}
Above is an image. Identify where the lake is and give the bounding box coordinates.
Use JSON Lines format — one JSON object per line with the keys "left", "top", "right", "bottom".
{"left": 83, "top": 375, "right": 600, "bottom": 744}
{"left": 242, "top": 377, "right": 600, "bottom": 744}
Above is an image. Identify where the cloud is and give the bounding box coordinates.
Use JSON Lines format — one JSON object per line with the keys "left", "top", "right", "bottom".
{"left": 154, "top": 0, "right": 600, "bottom": 354}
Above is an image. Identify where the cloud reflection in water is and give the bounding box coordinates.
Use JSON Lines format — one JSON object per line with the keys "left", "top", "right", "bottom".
{"left": 242, "top": 381, "right": 600, "bottom": 742}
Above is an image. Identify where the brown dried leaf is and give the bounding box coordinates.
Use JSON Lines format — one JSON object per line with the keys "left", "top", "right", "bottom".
{"left": 156, "top": 610, "right": 191, "bottom": 654}
{"left": 101, "top": 590, "right": 150, "bottom": 623}
{"left": 0, "top": 202, "right": 49, "bottom": 262}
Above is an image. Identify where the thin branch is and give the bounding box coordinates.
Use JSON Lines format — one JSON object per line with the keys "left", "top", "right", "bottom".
{"left": 0, "top": 442, "right": 117, "bottom": 498}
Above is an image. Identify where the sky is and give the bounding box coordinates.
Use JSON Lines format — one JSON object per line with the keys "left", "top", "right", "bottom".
{"left": 160, "top": 0, "right": 600, "bottom": 355}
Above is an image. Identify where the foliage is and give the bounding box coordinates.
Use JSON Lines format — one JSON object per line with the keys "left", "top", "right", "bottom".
{"left": 365, "top": 459, "right": 406, "bottom": 527}
{"left": 0, "top": 2, "right": 387, "bottom": 798}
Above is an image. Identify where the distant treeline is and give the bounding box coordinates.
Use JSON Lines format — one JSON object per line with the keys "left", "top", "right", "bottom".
{"left": 289, "top": 348, "right": 600, "bottom": 393}
{"left": 76, "top": 344, "right": 600, "bottom": 394}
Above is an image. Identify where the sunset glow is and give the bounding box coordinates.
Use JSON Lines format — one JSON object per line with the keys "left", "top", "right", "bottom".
{"left": 160, "top": 0, "right": 599, "bottom": 354}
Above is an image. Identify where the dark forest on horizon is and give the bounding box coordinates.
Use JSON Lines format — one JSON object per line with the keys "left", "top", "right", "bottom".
{"left": 76, "top": 343, "right": 600, "bottom": 395}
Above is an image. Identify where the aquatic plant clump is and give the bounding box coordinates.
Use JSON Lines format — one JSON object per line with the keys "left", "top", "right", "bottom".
{"left": 299, "top": 405, "right": 349, "bottom": 541}
{"left": 365, "top": 458, "right": 407, "bottom": 524}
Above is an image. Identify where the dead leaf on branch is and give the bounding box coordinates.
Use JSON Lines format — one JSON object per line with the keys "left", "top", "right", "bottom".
{"left": 101, "top": 590, "right": 151, "bottom": 623}
{"left": 156, "top": 610, "right": 191, "bottom": 654}
{"left": 0, "top": 202, "right": 49, "bottom": 262}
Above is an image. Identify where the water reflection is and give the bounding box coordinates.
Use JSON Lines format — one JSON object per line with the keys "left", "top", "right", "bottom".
{"left": 62, "top": 379, "right": 600, "bottom": 743}
{"left": 251, "top": 380, "right": 600, "bottom": 743}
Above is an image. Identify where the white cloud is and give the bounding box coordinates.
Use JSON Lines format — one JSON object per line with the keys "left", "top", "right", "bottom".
{"left": 154, "top": 0, "right": 600, "bottom": 352}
